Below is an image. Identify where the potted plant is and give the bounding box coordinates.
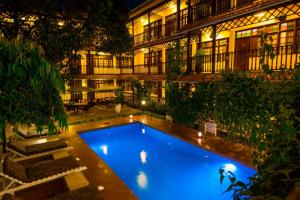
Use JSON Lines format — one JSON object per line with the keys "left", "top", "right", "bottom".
{"left": 114, "top": 88, "right": 123, "bottom": 113}
{"left": 195, "top": 48, "right": 204, "bottom": 73}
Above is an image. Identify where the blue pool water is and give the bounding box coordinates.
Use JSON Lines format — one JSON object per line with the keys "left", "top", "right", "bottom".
{"left": 80, "top": 123, "right": 255, "bottom": 200}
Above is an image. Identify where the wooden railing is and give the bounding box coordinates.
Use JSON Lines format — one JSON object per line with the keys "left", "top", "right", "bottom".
{"left": 75, "top": 45, "right": 299, "bottom": 76}
{"left": 132, "top": 0, "right": 284, "bottom": 46}
{"left": 191, "top": 45, "right": 299, "bottom": 73}
{"left": 133, "top": 21, "right": 177, "bottom": 45}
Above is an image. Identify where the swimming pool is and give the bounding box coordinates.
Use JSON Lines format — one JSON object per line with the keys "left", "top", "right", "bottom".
{"left": 80, "top": 122, "right": 255, "bottom": 200}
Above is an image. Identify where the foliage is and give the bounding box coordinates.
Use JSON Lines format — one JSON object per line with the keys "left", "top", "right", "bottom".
{"left": 146, "top": 100, "right": 167, "bottom": 115}
{"left": 166, "top": 82, "right": 199, "bottom": 126}
{"left": 166, "top": 42, "right": 185, "bottom": 80}
{"left": 194, "top": 48, "right": 205, "bottom": 73}
{"left": 164, "top": 31, "right": 300, "bottom": 198}
{"left": 114, "top": 87, "right": 124, "bottom": 104}
{"left": 0, "top": 39, "right": 67, "bottom": 150}
{"left": 131, "top": 79, "right": 153, "bottom": 107}
{"left": 220, "top": 67, "right": 300, "bottom": 199}
{"left": 0, "top": 0, "right": 131, "bottom": 79}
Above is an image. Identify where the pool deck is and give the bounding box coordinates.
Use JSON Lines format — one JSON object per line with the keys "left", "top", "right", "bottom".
{"left": 62, "top": 115, "right": 253, "bottom": 200}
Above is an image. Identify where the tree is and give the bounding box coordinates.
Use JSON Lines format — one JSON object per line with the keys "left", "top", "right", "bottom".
{"left": 0, "top": 39, "right": 67, "bottom": 152}
{"left": 0, "top": 0, "right": 132, "bottom": 79}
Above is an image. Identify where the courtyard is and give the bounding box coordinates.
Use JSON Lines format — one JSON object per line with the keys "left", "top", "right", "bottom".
{"left": 0, "top": 0, "right": 299, "bottom": 199}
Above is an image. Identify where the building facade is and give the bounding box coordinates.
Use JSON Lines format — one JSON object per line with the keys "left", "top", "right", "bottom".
{"left": 69, "top": 0, "right": 300, "bottom": 103}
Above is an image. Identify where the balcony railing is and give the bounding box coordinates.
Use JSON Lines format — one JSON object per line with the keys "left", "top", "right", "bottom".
{"left": 132, "top": 0, "right": 280, "bottom": 46}
{"left": 79, "top": 65, "right": 133, "bottom": 75}
{"left": 191, "top": 45, "right": 299, "bottom": 73}
{"left": 134, "top": 63, "right": 166, "bottom": 75}
{"left": 76, "top": 45, "right": 299, "bottom": 76}
{"left": 133, "top": 21, "right": 177, "bottom": 45}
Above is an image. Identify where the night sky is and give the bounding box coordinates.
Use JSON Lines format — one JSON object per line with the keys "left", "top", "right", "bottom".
{"left": 125, "top": 0, "right": 147, "bottom": 9}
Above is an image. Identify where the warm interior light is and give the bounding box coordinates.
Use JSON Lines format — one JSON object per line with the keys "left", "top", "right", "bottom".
{"left": 169, "top": 4, "right": 176, "bottom": 9}
{"left": 198, "top": 131, "right": 202, "bottom": 138}
{"left": 255, "top": 12, "right": 265, "bottom": 18}
{"left": 58, "top": 21, "right": 64, "bottom": 26}
{"left": 141, "top": 100, "right": 146, "bottom": 105}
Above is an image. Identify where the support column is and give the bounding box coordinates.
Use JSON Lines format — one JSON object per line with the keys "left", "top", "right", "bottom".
{"left": 132, "top": 20, "right": 135, "bottom": 75}
{"left": 187, "top": 0, "right": 191, "bottom": 23}
{"left": 148, "top": 13, "right": 151, "bottom": 41}
{"left": 186, "top": 35, "right": 192, "bottom": 73}
{"left": 176, "top": 0, "right": 181, "bottom": 31}
{"left": 148, "top": 47, "right": 151, "bottom": 75}
{"left": 118, "top": 54, "right": 122, "bottom": 75}
{"left": 157, "top": 81, "right": 162, "bottom": 103}
{"left": 132, "top": 50, "right": 135, "bottom": 74}
{"left": 211, "top": 25, "right": 216, "bottom": 74}
{"left": 196, "top": 30, "right": 202, "bottom": 74}
{"left": 211, "top": 0, "right": 217, "bottom": 74}
{"left": 132, "top": 19, "right": 134, "bottom": 45}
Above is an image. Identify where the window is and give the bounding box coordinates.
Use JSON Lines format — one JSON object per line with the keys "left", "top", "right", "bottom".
{"left": 93, "top": 55, "right": 113, "bottom": 68}
{"left": 144, "top": 19, "right": 162, "bottom": 41}
{"left": 165, "top": 14, "right": 177, "bottom": 36}
{"left": 116, "top": 57, "right": 132, "bottom": 69}
{"left": 198, "top": 38, "right": 229, "bottom": 62}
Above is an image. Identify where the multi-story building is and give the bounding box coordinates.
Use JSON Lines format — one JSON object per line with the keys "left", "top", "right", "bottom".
{"left": 68, "top": 0, "right": 300, "bottom": 103}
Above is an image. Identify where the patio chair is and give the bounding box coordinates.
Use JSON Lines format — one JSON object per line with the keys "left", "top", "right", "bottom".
{"left": 7, "top": 137, "right": 70, "bottom": 158}
{"left": 15, "top": 127, "right": 60, "bottom": 139}
{"left": 0, "top": 152, "right": 87, "bottom": 196}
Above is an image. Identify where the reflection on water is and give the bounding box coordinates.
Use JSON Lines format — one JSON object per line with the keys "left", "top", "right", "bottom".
{"left": 198, "top": 138, "right": 202, "bottom": 145}
{"left": 100, "top": 145, "right": 108, "bottom": 155}
{"left": 140, "top": 150, "right": 147, "bottom": 164}
{"left": 137, "top": 171, "right": 148, "bottom": 189}
{"left": 223, "top": 163, "right": 237, "bottom": 173}
{"left": 142, "top": 128, "right": 145, "bottom": 134}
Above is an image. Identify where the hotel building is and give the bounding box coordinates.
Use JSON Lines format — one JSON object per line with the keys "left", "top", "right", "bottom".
{"left": 67, "top": 0, "right": 300, "bottom": 103}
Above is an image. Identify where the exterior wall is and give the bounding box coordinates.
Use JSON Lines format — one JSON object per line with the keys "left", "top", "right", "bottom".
{"left": 70, "top": 1, "right": 300, "bottom": 103}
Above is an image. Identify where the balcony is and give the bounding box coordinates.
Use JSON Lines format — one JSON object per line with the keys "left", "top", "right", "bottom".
{"left": 80, "top": 65, "right": 133, "bottom": 75}
{"left": 132, "top": 0, "right": 288, "bottom": 47}
{"left": 75, "top": 45, "right": 299, "bottom": 80}
{"left": 190, "top": 44, "right": 299, "bottom": 73}
{"left": 134, "top": 63, "right": 166, "bottom": 75}
{"left": 133, "top": 21, "right": 177, "bottom": 46}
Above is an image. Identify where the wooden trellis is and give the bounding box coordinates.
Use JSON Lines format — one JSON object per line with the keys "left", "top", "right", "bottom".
{"left": 217, "top": 2, "right": 300, "bottom": 33}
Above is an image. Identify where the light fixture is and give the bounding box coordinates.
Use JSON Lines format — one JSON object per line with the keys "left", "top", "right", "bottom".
{"left": 129, "top": 114, "right": 133, "bottom": 119}
{"left": 58, "top": 21, "right": 64, "bottom": 26}
{"left": 169, "top": 4, "right": 176, "bottom": 9}
{"left": 255, "top": 12, "right": 265, "bottom": 18}
{"left": 141, "top": 100, "right": 146, "bottom": 106}
{"left": 198, "top": 131, "right": 202, "bottom": 138}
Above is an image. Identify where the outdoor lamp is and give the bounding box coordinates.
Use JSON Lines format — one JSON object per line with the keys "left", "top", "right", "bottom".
{"left": 198, "top": 131, "right": 202, "bottom": 138}
{"left": 129, "top": 114, "right": 133, "bottom": 119}
{"left": 141, "top": 100, "right": 146, "bottom": 106}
